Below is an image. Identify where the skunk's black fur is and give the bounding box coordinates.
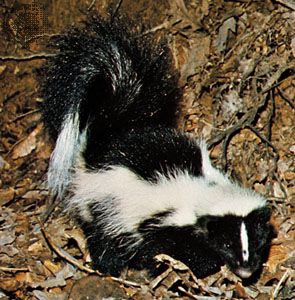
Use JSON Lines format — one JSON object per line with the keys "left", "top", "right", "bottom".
{"left": 42, "top": 18, "right": 179, "bottom": 139}
{"left": 41, "top": 17, "right": 274, "bottom": 279}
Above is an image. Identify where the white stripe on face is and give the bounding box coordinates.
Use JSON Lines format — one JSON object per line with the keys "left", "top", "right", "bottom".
{"left": 240, "top": 222, "right": 249, "bottom": 262}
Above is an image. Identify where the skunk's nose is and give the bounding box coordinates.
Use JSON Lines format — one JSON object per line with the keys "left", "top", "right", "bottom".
{"left": 235, "top": 268, "right": 253, "bottom": 278}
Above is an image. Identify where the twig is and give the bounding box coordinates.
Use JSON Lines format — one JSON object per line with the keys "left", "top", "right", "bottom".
{"left": 209, "top": 94, "right": 277, "bottom": 171}
{"left": 208, "top": 61, "right": 295, "bottom": 150}
{"left": 246, "top": 125, "right": 278, "bottom": 158}
{"left": 207, "top": 94, "right": 267, "bottom": 148}
{"left": 267, "top": 196, "right": 286, "bottom": 203}
{"left": 39, "top": 223, "right": 141, "bottom": 288}
{"left": 40, "top": 224, "right": 98, "bottom": 274}
{"left": 12, "top": 109, "right": 40, "bottom": 122}
{"left": 276, "top": 0, "right": 295, "bottom": 10}
{"left": 266, "top": 90, "right": 275, "bottom": 141}
{"left": 175, "top": 0, "right": 200, "bottom": 31}
{"left": 5, "top": 135, "right": 27, "bottom": 157}
{"left": 0, "top": 52, "right": 56, "bottom": 61}
{"left": 178, "top": 286, "right": 198, "bottom": 299}
{"left": 277, "top": 87, "right": 295, "bottom": 110}
{"left": 141, "top": 20, "right": 171, "bottom": 36}
{"left": 0, "top": 266, "right": 29, "bottom": 272}
{"left": 224, "top": 14, "right": 273, "bottom": 64}
{"left": 111, "top": 276, "right": 141, "bottom": 288}
{"left": 87, "top": 0, "right": 96, "bottom": 10}
{"left": 24, "top": 33, "right": 59, "bottom": 44}
{"left": 272, "top": 269, "right": 290, "bottom": 298}
{"left": 238, "top": 56, "right": 262, "bottom": 96}
{"left": 149, "top": 267, "right": 173, "bottom": 289}
{"left": 3, "top": 91, "right": 21, "bottom": 104}
{"left": 262, "top": 64, "right": 295, "bottom": 94}
{"left": 40, "top": 195, "right": 61, "bottom": 223}
{"left": 111, "top": 0, "right": 124, "bottom": 20}
{"left": 178, "top": 287, "right": 218, "bottom": 300}
{"left": 208, "top": 75, "right": 262, "bottom": 150}
{"left": 273, "top": 172, "right": 289, "bottom": 200}
{"left": 220, "top": 130, "right": 232, "bottom": 171}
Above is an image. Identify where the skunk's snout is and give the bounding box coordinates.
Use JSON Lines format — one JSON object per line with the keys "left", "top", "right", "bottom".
{"left": 234, "top": 267, "right": 253, "bottom": 278}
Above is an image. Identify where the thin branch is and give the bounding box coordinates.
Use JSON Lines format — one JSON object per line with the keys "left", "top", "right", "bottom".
{"left": 0, "top": 266, "right": 29, "bottom": 272}
{"left": 277, "top": 87, "right": 295, "bottom": 110}
{"left": 87, "top": 0, "right": 96, "bottom": 10}
{"left": 12, "top": 109, "right": 40, "bottom": 122}
{"left": 273, "top": 269, "right": 291, "bottom": 298}
{"left": 24, "top": 33, "right": 59, "bottom": 44}
{"left": 4, "top": 91, "right": 21, "bottom": 104}
{"left": 111, "top": 0, "right": 124, "bottom": 20}
{"left": 40, "top": 224, "right": 98, "bottom": 274}
{"left": 207, "top": 95, "right": 267, "bottom": 148}
{"left": 265, "top": 90, "right": 275, "bottom": 141}
{"left": 273, "top": 172, "right": 289, "bottom": 200}
{"left": 40, "top": 195, "right": 61, "bottom": 223}
{"left": 262, "top": 63, "right": 295, "bottom": 94}
{"left": 0, "top": 52, "right": 56, "bottom": 61}
{"left": 40, "top": 223, "right": 141, "bottom": 288}
{"left": 276, "top": 0, "right": 295, "bottom": 10}
{"left": 220, "top": 130, "right": 233, "bottom": 171}
{"left": 178, "top": 286, "right": 200, "bottom": 299}
{"left": 246, "top": 125, "right": 278, "bottom": 158}
{"left": 5, "top": 135, "right": 28, "bottom": 157}
{"left": 208, "top": 62, "right": 295, "bottom": 149}
{"left": 141, "top": 20, "right": 171, "bottom": 36}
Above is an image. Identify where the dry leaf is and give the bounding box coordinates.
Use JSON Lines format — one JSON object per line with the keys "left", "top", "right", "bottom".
{"left": 43, "top": 260, "right": 63, "bottom": 274}
{"left": 33, "top": 290, "right": 68, "bottom": 300}
{"left": 0, "top": 65, "right": 7, "bottom": 76}
{"left": 68, "top": 275, "right": 127, "bottom": 300}
{"left": 11, "top": 123, "right": 43, "bottom": 159}
{"left": 267, "top": 244, "right": 290, "bottom": 274}
{"left": 216, "top": 17, "right": 236, "bottom": 53}
{"left": 0, "top": 187, "right": 15, "bottom": 205}
{"left": 154, "top": 253, "right": 190, "bottom": 271}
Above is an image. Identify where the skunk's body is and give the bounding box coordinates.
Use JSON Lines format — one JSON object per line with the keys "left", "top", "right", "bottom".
{"left": 41, "top": 17, "right": 273, "bottom": 279}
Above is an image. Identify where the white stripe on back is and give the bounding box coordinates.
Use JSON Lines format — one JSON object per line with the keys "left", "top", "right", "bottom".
{"left": 240, "top": 222, "right": 249, "bottom": 262}
{"left": 69, "top": 165, "right": 266, "bottom": 237}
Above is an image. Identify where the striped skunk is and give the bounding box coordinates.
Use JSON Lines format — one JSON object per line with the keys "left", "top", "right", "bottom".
{"left": 41, "top": 17, "right": 273, "bottom": 279}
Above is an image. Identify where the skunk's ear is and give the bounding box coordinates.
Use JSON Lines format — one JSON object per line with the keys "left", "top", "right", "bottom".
{"left": 247, "top": 207, "right": 272, "bottom": 224}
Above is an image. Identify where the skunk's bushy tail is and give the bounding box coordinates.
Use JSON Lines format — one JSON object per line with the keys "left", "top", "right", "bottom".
{"left": 41, "top": 17, "right": 180, "bottom": 197}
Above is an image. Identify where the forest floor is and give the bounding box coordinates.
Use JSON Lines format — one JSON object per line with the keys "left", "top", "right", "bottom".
{"left": 0, "top": 0, "right": 294, "bottom": 299}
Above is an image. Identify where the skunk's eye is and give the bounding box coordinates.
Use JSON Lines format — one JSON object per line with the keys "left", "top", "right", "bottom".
{"left": 257, "top": 238, "right": 266, "bottom": 250}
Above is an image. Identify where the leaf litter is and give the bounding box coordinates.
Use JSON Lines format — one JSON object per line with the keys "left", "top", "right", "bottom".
{"left": 0, "top": 0, "right": 294, "bottom": 299}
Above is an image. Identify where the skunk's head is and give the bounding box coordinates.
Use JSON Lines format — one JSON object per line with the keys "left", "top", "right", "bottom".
{"left": 198, "top": 206, "right": 273, "bottom": 279}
